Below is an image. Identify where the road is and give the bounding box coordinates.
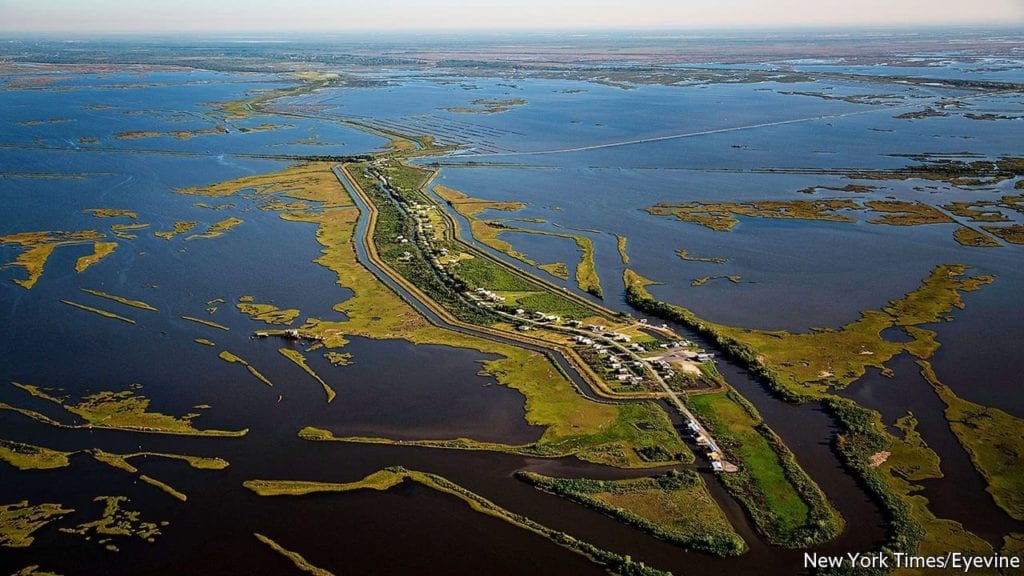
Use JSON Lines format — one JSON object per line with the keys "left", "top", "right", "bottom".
{"left": 333, "top": 164, "right": 614, "bottom": 406}
{"left": 333, "top": 163, "right": 733, "bottom": 469}
{"left": 491, "top": 306, "right": 730, "bottom": 467}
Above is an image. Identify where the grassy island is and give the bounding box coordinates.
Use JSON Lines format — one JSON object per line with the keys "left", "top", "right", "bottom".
{"left": 622, "top": 264, "right": 1010, "bottom": 566}
{"left": 0, "top": 229, "right": 107, "bottom": 289}
{"left": 74, "top": 242, "right": 118, "bottom": 272}
{"left": 182, "top": 161, "right": 687, "bottom": 468}
{"left": 1, "top": 501, "right": 74, "bottom": 548}
{"left": 244, "top": 467, "right": 670, "bottom": 576}
{"left": 517, "top": 470, "right": 746, "bottom": 556}
{"left": 5, "top": 382, "right": 247, "bottom": 437}
{"left": 236, "top": 296, "right": 301, "bottom": 325}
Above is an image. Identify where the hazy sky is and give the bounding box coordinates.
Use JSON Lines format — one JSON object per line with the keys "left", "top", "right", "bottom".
{"left": 2, "top": 0, "right": 1022, "bottom": 32}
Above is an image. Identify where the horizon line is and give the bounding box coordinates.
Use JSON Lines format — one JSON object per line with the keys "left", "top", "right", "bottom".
{"left": 2, "top": 22, "right": 1023, "bottom": 37}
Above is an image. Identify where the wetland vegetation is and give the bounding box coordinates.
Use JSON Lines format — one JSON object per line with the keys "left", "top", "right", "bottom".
{"left": 919, "top": 361, "right": 1024, "bottom": 521}
{"left": 245, "top": 467, "right": 670, "bottom": 576}
{"left": 236, "top": 296, "right": 301, "bottom": 325}
{"left": 278, "top": 348, "right": 335, "bottom": 403}
{"left": 59, "top": 496, "right": 164, "bottom": 550}
{"left": 0, "top": 230, "right": 107, "bottom": 289}
{"left": 80, "top": 289, "right": 157, "bottom": 312}
{"left": 1, "top": 502, "right": 74, "bottom": 548}
{"left": 623, "top": 263, "right": 1016, "bottom": 564}
{"left": 154, "top": 221, "right": 199, "bottom": 240}
{"left": 685, "top": 390, "right": 842, "bottom": 547}
{"left": 4, "top": 383, "right": 247, "bottom": 437}
{"left": 218, "top": 351, "right": 275, "bottom": 388}
{"left": 517, "top": 470, "right": 746, "bottom": 556}
{"left": 2, "top": 29, "right": 1022, "bottom": 576}
{"left": 254, "top": 533, "right": 335, "bottom": 576}
{"left": 59, "top": 299, "right": 136, "bottom": 324}
{"left": 73, "top": 242, "right": 118, "bottom": 273}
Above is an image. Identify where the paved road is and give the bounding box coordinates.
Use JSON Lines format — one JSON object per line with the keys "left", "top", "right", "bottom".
{"left": 332, "top": 164, "right": 615, "bottom": 406}
{"left": 334, "top": 163, "right": 731, "bottom": 468}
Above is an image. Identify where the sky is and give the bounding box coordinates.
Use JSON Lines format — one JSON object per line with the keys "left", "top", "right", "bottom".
{"left": 1, "top": 0, "right": 1022, "bottom": 33}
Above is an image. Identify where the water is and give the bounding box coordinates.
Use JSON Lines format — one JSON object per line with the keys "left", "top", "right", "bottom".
{"left": 2, "top": 48, "right": 1022, "bottom": 575}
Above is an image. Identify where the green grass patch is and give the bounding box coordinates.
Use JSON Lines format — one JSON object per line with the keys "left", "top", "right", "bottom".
{"left": 687, "top": 390, "right": 836, "bottom": 546}
{"left": 518, "top": 470, "right": 745, "bottom": 556}
{"left": 920, "top": 361, "right": 1024, "bottom": 521}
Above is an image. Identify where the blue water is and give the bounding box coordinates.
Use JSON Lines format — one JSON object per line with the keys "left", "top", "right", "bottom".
{"left": 2, "top": 56, "right": 1022, "bottom": 576}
